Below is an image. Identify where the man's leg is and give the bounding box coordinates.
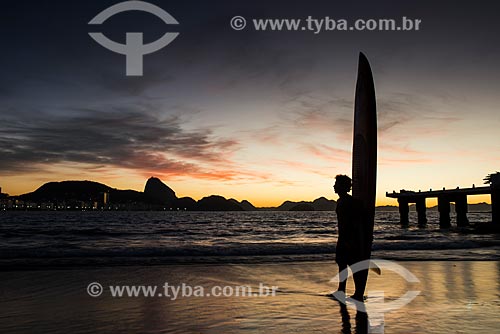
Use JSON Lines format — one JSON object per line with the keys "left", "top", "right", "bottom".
{"left": 337, "top": 262, "right": 348, "bottom": 292}
{"left": 352, "top": 267, "right": 368, "bottom": 300}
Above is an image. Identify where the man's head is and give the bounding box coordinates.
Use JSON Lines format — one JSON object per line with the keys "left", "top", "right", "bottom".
{"left": 334, "top": 174, "right": 352, "bottom": 195}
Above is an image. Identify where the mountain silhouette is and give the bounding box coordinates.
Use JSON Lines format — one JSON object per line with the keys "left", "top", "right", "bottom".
{"left": 21, "top": 181, "right": 109, "bottom": 200}
{"left": 144, "top": 177, "right": 177, "bottom": 205}
{"left": 14, "top": 178, "right": 254, "bottom": 211}
{"left": 9, "top": 179, "right": 373, "bottom": 212}
{"left": 276, "top": 197, "right": 336, "bottom": 211}
{"left": 19, "top": 181, "right": 144, "bottom": 203}
{"left": 229, "top": 199, "right": 256, "bottom": 211}
{"left": 176, "top": 197, "right": 197, "bottom": 210}
{"left": 196, "top": 195, "right": 244, "bottom": 211}
{"left": 289, "top": 203, "right": 316, "bottom": 211}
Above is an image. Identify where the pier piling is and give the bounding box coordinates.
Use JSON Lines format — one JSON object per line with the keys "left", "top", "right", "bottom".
{"left": 438, "top": 196, "right": 451, "bottom": 228}
{"left": 492, "top": 185, "right": 499, "bottom": 225}
{"left": 455, "top": 195, "right": 469, "bottom": 227}
{"left": 415, "top": 198, "right": 427, "bottom": 227}
{"left": 398, "top": 198, "right": 409, "bottom": 226}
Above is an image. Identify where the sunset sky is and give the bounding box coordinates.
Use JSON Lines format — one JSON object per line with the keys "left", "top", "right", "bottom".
{"left": 0, "top": 0, "right": 499, "bottom": 206}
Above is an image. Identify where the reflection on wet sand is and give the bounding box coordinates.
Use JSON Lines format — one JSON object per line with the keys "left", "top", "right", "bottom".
{"left": 0, "top": 261, "right": 499, "bottom": 333}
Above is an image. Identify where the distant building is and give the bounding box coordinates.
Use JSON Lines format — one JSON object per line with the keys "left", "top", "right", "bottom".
{"left": 103, "top": 191, "right": 110, "bottom": 205}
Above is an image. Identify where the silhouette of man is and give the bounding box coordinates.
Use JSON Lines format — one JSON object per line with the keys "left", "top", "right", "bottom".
{"left": 334, "top": 174, "right": 365, "bottom": 301}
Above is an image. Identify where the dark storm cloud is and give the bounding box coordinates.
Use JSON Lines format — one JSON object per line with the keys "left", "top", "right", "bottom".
{"left": 0, "top": 107, "right": 238, "bottom": 174}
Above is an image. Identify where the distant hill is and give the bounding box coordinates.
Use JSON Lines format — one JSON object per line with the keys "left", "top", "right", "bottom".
{"left": 14, "top": 179, "right": 251, "bottom": 211}
{"left": 197, "top": 195, "right": 243, "bottom": 211}
{"left": 375, "top": 205, "right": 399, "bottom": 212}
{"left": 277, "top": 197, "right": 336, "bottom": 211}
{"left": 144, "top": 177, "right": 177, "bottom": 205}
{"left": 229, "top": 199, "right": 257, "bottom": 211}
{"left": 176, "top": 197, "right": 197, "bottom": 210}
{"left": 312, "top": 197, "right": 337, "bottom": 210}
{"left": 18, "top": 180, "right": 145, "bottom": 203}
{"left": 468, "top": 202, "right": 492, "bottom": 212}
{"left": 20, "top": 180, "right": 109, "bottom": 201}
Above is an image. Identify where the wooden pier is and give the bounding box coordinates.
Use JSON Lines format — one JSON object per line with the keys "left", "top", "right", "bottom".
{"left": 386, "top": 185, "right": 499, "bottom": 227}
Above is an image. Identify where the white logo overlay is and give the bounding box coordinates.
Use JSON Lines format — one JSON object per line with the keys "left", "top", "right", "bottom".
{"left": 88, "top": 1, "right": 179, "bottom": 76}
{"left": 330, "top": 259, "right": 421, "bottom": 334}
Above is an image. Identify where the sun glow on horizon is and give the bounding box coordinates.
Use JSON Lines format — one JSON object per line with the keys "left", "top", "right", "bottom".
{"left": 0, "top": 167, "right": 494, "bottom": 208}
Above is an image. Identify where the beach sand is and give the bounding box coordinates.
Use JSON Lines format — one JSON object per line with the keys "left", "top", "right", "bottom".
{"left": 1, "top": 261, "right": 499, "bottom": 333}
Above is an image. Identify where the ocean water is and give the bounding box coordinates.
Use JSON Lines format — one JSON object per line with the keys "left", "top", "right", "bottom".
{"left": 0, "top": 211, "right": 498, "bottom": 268}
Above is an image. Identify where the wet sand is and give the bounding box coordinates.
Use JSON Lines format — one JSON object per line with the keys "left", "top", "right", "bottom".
{"left": 1, "top": 261, "right": 499, "bottom": 333}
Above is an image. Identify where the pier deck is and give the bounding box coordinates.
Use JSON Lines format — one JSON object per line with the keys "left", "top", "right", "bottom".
{"left": 386, "top": 186, "right": 498, "bottom": 227}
